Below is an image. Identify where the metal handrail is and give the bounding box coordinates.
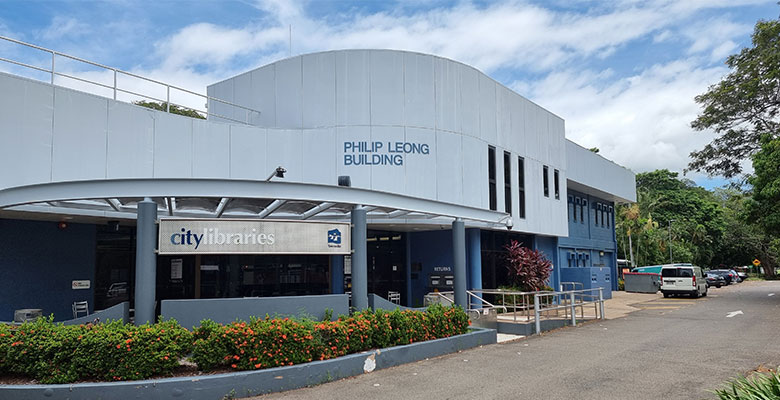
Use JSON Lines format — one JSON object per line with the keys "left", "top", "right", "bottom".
{"left": 533, "top": 288, "right": 605, "bottom": 334}
{"left": 473, "top": 289, "right": 552, "bottom": 322}
{"left": 0, "top": 35, "right": 261, "bottom": 125}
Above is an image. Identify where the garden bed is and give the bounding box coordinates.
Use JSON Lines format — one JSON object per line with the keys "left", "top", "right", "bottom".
{"left": 0, "top": 307, "right": 495, "bottom": 399}
{"left": 0, "top": 305, "right": 489, "bottom": 395}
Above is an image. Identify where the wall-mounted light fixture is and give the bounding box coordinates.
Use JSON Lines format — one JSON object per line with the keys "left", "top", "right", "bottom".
{"left": 266, "top": 166, "right": 286, "bottom": 181}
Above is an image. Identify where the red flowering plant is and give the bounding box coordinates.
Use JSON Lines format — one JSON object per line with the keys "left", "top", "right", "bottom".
{"left": 191, "top": 304, "right": 469, "bottom": 373}
{"left": 504, "top": 240, "right": 553, "bottom": 292}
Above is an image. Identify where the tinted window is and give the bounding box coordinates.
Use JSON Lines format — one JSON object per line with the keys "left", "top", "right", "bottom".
{"left": 662, "top": 268, "right": 693, "bottom": 277}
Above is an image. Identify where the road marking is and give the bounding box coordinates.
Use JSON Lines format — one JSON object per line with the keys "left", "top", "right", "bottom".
{"left": 769, "top": 293, "right": 775, "bottom": 297}
{"left": 726, "top": 310, "right": 744, "bottom": 318}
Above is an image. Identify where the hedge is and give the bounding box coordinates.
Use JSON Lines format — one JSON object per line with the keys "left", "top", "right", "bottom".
{"left": 191, "top": 304, "right": 470, "bottom": 372}
{"left": 0, "top": 305, "right": 469, "bottom": 383}
{"left": 0, "top": 317, "right": 192, "bottom": 383}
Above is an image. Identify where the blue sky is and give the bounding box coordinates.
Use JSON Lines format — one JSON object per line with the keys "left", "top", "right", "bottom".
{"left": 0, "top": 0, "right": 777, "bottom": 189}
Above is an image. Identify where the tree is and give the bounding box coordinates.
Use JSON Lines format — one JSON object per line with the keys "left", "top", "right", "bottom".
{"left": 744, "top": 138, "right": 780, "bottom": 275}
{"left": 688, "top": 18, "right": 780, "bottom": 178}
{"left": 504, "top": 241, "right": 552, "bottom": 291}
{"left": 134, "top": 100, "right": 205, "bottom": 119}
{"left": 616, "top": 170, "right": 725, "bottom": 267}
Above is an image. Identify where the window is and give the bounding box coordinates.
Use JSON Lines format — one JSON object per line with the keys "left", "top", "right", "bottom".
{"left": 518, "top": 157, "right": 526, "bottom": 218}
{"left": 504, "top": 151, "right": 512, "bottom": 213}
{"left": 608, "top": 206, "right": 613, "bottom": 228}
{"left": 488, "top": 147, "right": 497, "bottom": 211}
{"left": 574, "top": 197, "right": 580, "bottom": 221}
{"left": 554, "top": 169, "right": 560, "bottom": 199}
{"left": 567, "top": 195, "right": 573, "bottom": 220}
{"left": 595, "top": 204, "right": 601, "bottom": 226}
{"left": 543, "top": 165, "right": 549, "bottom": 197}
{"left": 581, "top": 199, "right": 587, "bottom": 223}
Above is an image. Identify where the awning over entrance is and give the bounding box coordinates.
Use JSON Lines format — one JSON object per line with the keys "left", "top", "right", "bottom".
{"left": 0, "top": 178, "right": 510, "bottom": 226}
{"left": 0, "top": 179, "right": 506, "bottom": 325}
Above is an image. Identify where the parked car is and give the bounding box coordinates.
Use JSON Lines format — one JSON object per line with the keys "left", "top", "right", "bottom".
{"left": 730, "top": 269, "right": 742, "bottom": 283}
{"left": 706, "top": 273, "right": 726, "bottom": 288}
{"left": 661, "top": 265, "right": 708, "bottom": 298}
{"left": 709, "top": 269, "right": 736, "bottom": 285}
{"left": 737, "top": 271, "right": 748, "bottom": 281}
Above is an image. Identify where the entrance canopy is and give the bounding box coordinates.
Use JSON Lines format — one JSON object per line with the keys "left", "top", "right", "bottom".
{"left": 0, "top": 178, "right": 510, "bottom": 227}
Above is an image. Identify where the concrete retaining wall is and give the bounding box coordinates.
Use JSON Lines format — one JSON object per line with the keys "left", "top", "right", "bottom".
{"left": 368, "top": 294, "right": 426, "bottom": 312}
{"left": 62, "top": 301, "right": 129, "bottom": 325}
{"left": 160, "top": 294, "right": 350, "bottom": 329}
{"left": 1, "top": 327, "right": 496, "bottom": 400}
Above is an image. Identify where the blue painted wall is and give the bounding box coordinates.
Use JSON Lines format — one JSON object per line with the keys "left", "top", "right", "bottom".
{"left": 0, "top": 219, "right": 96, "bottom": 321}
{"left": 408, "top": 230, "right": 453, "bottom": 307}
{"left": 534, "top": 235, "right": 560, "bottom": 290}
{"left": 558, "top": 189, "right": 618, "bottom": 296}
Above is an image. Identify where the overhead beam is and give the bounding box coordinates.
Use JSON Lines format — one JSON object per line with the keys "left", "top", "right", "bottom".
{"left": 214, "top": 197, "right": 231, "bottom": 218}
{"left": 387, "top": 210, "right": 411, "bottom": 218}
{"left": 257, "top": 199, "right": 286, "bottom": 219}
{"left": 105, "top": 198, "right": 121, "bottom": 212}
{"left": 301, "top": 202, "right": 336, "bottom": 220}
{"left": 165, "top": 197, "right": 175, "bottom": 216}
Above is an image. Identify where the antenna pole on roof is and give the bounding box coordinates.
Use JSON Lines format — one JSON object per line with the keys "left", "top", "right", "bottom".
{"left": 288, "top": 24, "right": 292, "bottom": 57}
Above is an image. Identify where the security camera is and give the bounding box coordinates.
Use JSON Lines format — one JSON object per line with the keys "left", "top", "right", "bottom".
{"left": 505, "top": 218, "right": 514, "bottom": 230}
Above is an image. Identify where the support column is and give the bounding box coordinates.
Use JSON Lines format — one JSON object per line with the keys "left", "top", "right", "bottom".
{"left": 452, "top": 218, "right": 467, "bottom": 309}
{"left": 330, "top": 255, "right": 344, "bottom": 294}
{"left": 351, "top": 206, "right": 368, "bottom": 311}
{"left": 467, "top": 228, "right": 482, "bottom": 309}
{"left": 134, "top": 198, "right": 157, "bottom": 325}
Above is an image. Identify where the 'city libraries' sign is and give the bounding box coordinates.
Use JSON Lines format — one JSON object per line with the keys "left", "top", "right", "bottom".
{"left": 158, "top": 219, "right": 350, "bottom": 255}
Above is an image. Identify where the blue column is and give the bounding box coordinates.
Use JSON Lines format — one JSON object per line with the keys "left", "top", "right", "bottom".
{"left": 351, "top": 206, "right": 368, "bottom": 311}
{"left": 330, "top": 255, "right": 344, "bottom": 294}
{"left": 467, "top": 228, "right": 482, "bottom": 309}
{"left": 452, "top": 219, "right": 467, "bottom": 309}
{"left": 134, "top": 198, "right": 157, "bottom": 325}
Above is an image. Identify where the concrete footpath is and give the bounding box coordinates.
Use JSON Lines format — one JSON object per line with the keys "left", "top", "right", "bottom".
{"left": 254, "top": 281, "right": 780, "bottom": 400}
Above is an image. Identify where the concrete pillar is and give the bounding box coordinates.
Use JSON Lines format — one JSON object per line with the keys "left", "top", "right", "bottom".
{"left": 467, "top": 228, "right": 482, "bottom": 309}
{"left": 134, "top": 198, "right": 157, "bottom": 325}
{"left": 330, "top": 255, "right": 344, "bottom": 294}
{"left": 452, "top": 219, "right": 467, "bottom": 309}
{"left": 351, "top": 206, "right": 368, "bottom": 311}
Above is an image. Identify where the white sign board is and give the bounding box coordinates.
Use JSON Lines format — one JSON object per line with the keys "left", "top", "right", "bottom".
{"left": 72, "top": 280, "right": 91, "bottom": 290}
{"left": 171, "top": 259, "right": 183, "bottom": 280}
{"left": 158, "top": 219, "right": 351, "bottom": 255}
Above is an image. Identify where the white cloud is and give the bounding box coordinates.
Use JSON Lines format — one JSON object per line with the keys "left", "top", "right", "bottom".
{"left": 36, "top": 16, "right": 89, "bottom": 40}
{"left": 522, "top": 59, "right": 728, "bottom": 174}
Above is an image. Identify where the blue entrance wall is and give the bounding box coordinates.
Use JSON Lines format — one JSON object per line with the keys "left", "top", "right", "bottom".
{"left": 558, "top": 189, "right": 618, "bottom": 298}
{"left": 408, "top": 230, "right": 453, "bottom": 307}
{"left": 0, "top": 219, "right": 96, "bottom": 321}
{"left": 534, "top": 235, "right": 560, "bottom": 291}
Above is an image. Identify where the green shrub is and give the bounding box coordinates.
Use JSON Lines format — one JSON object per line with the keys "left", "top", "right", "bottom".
{"left": 0, "top": 317, "right": 192, "bottom": 383}
{"left": 191, "top": 305, "right": 469, "bottom": 372}
{"left": 714, "top": 372, "right": 780, "bottom": 399}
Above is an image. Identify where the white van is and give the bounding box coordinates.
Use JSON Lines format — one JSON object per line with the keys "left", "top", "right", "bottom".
{"left": 660, "top": 265, "right": 707, "bottom": 298}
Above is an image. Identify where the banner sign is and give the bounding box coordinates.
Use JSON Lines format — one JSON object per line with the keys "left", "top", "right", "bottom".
{"left": 158, "top": 219, "right": 351, "bottom": 255}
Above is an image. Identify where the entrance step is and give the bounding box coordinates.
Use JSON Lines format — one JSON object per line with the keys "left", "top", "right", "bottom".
{"left": 497, "top": 333, "right": 525, "bottom": 343}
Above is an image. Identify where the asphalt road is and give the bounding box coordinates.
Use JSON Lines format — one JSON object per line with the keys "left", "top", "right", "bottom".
{"left": 255, "top": 281, "right": 780, "bottom": 400}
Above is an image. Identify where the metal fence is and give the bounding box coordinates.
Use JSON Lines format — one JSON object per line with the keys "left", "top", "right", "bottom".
{"left": 426, "top": 286, "right": 605, "bottom": 335}
{"left": 0, "top": 35, "right": 261, "bottom": 125}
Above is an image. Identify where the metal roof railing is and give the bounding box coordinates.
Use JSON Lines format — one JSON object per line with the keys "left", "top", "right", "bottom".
{"left": 0, "top": 35, "right": 261, "bottom": 125}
